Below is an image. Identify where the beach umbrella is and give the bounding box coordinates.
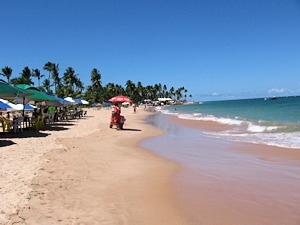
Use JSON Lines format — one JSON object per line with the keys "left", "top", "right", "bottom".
{"left": 46, "top": 93, "right": 71, "bottom": 105}
{"left": 0, "top": 80, "right": 31, "bottom": 98}
{"left": 16, "top": 84, "right": 61, "bottom": 106}
{"left": 0, "top": 101, "right": 12, "bottom": 110}
{"left": 91, "top": 102, "right": 102, "bottom": 107}
{"left": 64, "top": 97, "right": 89, "bottom": 105}
{"left": 64, "top": 97, "right": 78, "bottom": 104}
{"left": 108, "top": 95, "right": 132, "bottom": 103}
{"left": 77, "top": 98, "right": 89, "bottom": 105}
{"left": 0, "top": 99, "right": 35, "bottom": 111}
{"left": 13, "top": 103, "right": 36, "bottom": 111}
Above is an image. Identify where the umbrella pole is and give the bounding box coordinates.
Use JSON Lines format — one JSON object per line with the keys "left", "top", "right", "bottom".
{"left": 22, "top": 97, "right": 25, "bottom": 117}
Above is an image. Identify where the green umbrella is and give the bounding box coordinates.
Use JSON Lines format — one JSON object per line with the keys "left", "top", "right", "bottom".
{"left": 0, "top": 80, "right": 31, "bottom": 98}
{"left": 16, "top": 84, "right": 62, "bottom": 106}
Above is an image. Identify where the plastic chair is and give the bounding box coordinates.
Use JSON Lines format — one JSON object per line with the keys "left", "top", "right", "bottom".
{"left": 13, "top": 117, "right": 23, "bottom": 133}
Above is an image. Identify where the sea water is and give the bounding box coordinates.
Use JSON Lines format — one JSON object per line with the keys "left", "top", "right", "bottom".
{"left": 157, "top": 96, "right": 300, "bottom": 149}
{"left": 140, "top": 96, "right": 300, "bottom": 224}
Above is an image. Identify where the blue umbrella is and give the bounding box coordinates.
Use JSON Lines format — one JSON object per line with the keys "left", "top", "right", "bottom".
{"left": 46, "top": 93, "right": 71, "bottom": 104}
{"left": 0, "top": 101, "right": 12, "bottom": 110}
{"left": 13, "top": 103, "right": 36, "bottom": 110}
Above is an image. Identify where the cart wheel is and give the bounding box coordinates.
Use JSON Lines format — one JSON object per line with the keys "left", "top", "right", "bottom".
{"left": 119, "top": 123, "right": 124, "bottom": 130}
{"left": 109, "top": 123, "right": 113, "bottom": 128}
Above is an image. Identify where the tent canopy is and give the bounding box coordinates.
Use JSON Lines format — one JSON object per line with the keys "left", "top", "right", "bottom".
{"left": 0, "top": 80, "right": 31, "bottom": 98}
{"left": 16, "top": 84, "right": 61, "bottom": 106}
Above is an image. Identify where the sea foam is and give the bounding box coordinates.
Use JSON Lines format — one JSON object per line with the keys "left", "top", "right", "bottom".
{"left": 157, "top": 107, "right": 300, "bottom": 149}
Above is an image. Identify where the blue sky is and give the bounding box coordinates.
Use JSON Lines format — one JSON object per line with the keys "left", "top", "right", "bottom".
{"left": 0, "top": 0, "right": 300, "bottom": 101}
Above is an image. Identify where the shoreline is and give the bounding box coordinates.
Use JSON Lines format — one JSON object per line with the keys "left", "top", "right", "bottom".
{"left": 1, "top": 107, "right": 190, "bottom": 225}
{"left": 168, "top": 115, "right": 300, "bottom": 161}
{"left": 142, "top": 112, "right": 300, "bottom": 225}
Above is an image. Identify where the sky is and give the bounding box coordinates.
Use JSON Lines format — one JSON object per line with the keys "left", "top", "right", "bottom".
{"left": 0, "top": 0, "right": 300, "bottom": 101}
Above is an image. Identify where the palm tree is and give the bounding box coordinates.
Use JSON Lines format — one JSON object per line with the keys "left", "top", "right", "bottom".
{"left": 175, "top": 88, "right": 182, "bottom": 101}
{"left": 125, "top": 80, "right": 135, "bottom": 97}
{"left": 90, "top": 68, "right": 102, "bottom": 89}
{"left": 0, "top": 66, "right": 13, "bottom": 84}
{"left": 162, "top": 84, "right": 167, "bottom": 97}
{"left": 42, "top": 78, "right": 51, "bottom": 93}
{"left": 43, "top": 62, "right": 54, "bottom": 81}
{"left": 74, "top": 77, "right": 84, "bottom": 93}
{"left": 136, "top": 81, "right": 144, "bottom": 102}
{"left": 184, "top": 88, "right": 188, "bottom": 101}
{"left": 63, "top": 67, "right": 80, "bottom": 95}
{"left": 106, "top": 83, "right": 117, "bottom": 97}
{"left": 32, "top": 69, "right": 44, "bottom": 87}
{"left": 169, "top": 86, "right": 175, "bottom": 99}
{"left": 52, "top": 64, "right": 60, "bottom": 91}
{"left": 11, "top": 66, "right": 34, "bottom": 85}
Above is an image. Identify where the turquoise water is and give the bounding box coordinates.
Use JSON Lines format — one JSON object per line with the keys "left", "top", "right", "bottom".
{"left": 158, "top": 96, "right": 300, "bottom": 149}
{"left": 141, "top": 104, "right": 300, "bottom": 224}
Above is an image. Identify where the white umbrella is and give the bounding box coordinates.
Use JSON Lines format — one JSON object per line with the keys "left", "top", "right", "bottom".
{"left": 64, "top": 97, "right": 78, "bottom": 104}
{"left": 12, "top": 103, "right": 36, "bottom": 111}
{"left": 0, "top": 99, "right": 36, "bottom": 111}
{"left": 80, "top": 99, "right": 89, "bottom": 105}
{"left": 64, "top": 97, "right": 89, "bottom": 105}
{"left": 158, "top": 97, "right": 173, "bottom": 101}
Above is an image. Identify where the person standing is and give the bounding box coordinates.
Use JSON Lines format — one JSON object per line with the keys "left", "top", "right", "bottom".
{"left": 133, "top": 104, "right": 137, "bottom": 113}
{"left": 113, "top": 103, "right": 121, "bottom": 119}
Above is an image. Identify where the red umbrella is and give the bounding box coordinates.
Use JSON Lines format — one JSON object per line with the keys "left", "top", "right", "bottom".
{"left": 108, "top": 95, "right": 132, "bottom": 103}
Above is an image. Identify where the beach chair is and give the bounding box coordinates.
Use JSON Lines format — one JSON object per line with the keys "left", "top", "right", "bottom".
{"left": 47, "top": 114, "right": 55, "bottom": 125}
{"left": 13, "top": 117, "right": 23, "bottom": 133}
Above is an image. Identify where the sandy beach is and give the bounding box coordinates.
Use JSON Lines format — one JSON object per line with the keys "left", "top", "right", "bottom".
{"left": 0, "top": 107, "right": 189, "bottom": 225}
{"left": 1, "top": 106, "right": 300, "bottom": 225}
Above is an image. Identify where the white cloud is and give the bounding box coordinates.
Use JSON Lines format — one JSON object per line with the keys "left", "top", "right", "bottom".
{"left": 212, "top": 92, "right": 220, "bottom": 96}
{"left": 268, "top": 88, "right": 288, "bottom": 94}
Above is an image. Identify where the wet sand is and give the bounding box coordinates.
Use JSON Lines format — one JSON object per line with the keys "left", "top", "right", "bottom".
{"left": 142, "top": 114, "right": 300, "bottom": 225}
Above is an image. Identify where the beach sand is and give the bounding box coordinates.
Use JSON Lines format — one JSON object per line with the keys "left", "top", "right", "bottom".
{"left": 2, "top": 107, "right": 300, "bottom": 225}
{"left": 0, "top": 107, "right": 189, "bottom": 225}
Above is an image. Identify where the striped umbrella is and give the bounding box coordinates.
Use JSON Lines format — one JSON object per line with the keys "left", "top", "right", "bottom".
{"left": 0, "top": 101, "right": 12, "bottom": 110}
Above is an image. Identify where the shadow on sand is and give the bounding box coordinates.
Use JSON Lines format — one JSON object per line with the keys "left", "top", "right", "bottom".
{"left": 0, "top": 130, "right": 49, "bottom": 139}
{"left": 120, "top": 128, "right": 142, "bottom": 132}
{"left": 0, "top": 140, "right": 16, "bottom": 147}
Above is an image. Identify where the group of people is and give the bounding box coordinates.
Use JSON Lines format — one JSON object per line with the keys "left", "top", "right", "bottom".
{"left": 32, "top": 106, "right": 71, "bottom": 122}
{"left": 0, "top": 111, "right": 17, "bottom": 131}
{"left": 0, "top": 105, "right": 87, "bottom": 132}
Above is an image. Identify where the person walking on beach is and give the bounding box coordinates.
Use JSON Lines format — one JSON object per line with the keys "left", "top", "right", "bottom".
{"left": 133, "top": 104, "right": 137, "bottom": 113}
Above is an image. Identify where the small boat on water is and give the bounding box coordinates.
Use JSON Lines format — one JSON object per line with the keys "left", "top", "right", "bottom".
{"left": 264, "top": 96, "right": 278, "bottom": 100}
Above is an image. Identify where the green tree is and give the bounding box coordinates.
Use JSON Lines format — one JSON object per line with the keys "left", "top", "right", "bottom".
{"left": 0, "top": 66, "right": 13, "bottom": 84}
{"left": 11, "top": 67, "right": 34, "bottom": 85}
{"left": 90, "top": 68, "right": 102, "bottom": 89}
{"left": 52, "top": 64, "right": 60, "bottom": 91}
{"left": 63, "top": 67, "right": 83, "bottom": 97}
{"left": 43, "top": 62, "right": 54, "bottom": 81}
{"left": 32, "top": 69, "right": 44, "bottom": 87}
{"left": 169, "top": 86, "right": 175, "bottom": 99}
{"left": 42, "top": 78, "right": 52, "bottom": 93}
{"left": 125, "top": 80, "right": 135, "bottom": 97}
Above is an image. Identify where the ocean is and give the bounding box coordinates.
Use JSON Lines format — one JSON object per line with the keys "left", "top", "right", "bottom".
{"left": 156, "top": 96, "right": 300, "bottom": 149}
{"left": 140, "top": 96, "right": 300, "bottom": 224}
